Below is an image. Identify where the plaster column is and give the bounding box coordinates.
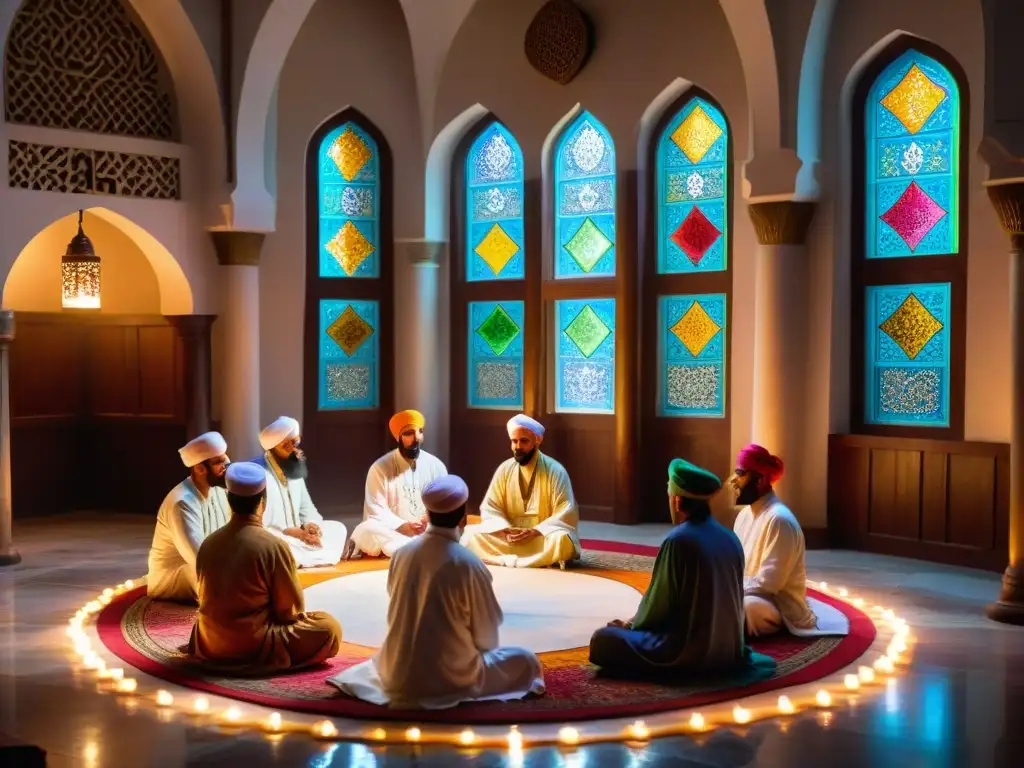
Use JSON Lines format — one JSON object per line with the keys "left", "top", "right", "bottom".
{"left": 395, "top": 239, "right": 445, "bottom": 460}
{"left": 984, "top": 182, "right": 1024, "bottom": 625}
{"left": 167, "top": 314, "right": 216, "bottom": 439}
{"left": 210, "top": 231, "right": 265, "bottom": 461}
{"left": 747, "top": 200, "right": 817, "bottom": 504}
{"left": 0, "top": 310, "right": 19, "bottom": 566}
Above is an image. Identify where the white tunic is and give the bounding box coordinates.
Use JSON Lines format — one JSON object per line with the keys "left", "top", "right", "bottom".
{"left": 350, "top": 449, "right": 447, "bottom": 557}
{"left": 733, "top": 492, "right": 817, "bottom": 631}
{"left": 461, "top": 452, "right": 581, "bottom": 568}
{"left": 146, "top": 479, "right": 230, "bottom": 600}
{"left": 259, "top": 452, "right": 348, "bottom": 568}
{"left": 328, "top": 525, "right": 545, "bottom": 709}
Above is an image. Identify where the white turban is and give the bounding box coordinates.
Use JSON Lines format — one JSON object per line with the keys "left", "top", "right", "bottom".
{"left": 226, "top": 462, "right": 267, "bottom": 496}
{"left": 179, "top": 431, "right": 227, "bottom": 468}
{"left": 421, "top": 475, "right": 469, "bottom": 513}
{"left": 507, "top": 414, "right": 545, "bottom": 439}
{"left": 259, "top": 416, "right": 300, "bottom": 451}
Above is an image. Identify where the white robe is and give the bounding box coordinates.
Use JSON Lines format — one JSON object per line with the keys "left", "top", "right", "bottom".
{"left": 328, "top": 525, "right": 545, "bottom": 709}
{"left": 146, "top": 479, "right": 230, "bottom": 601}
{"left": 259, "top": 452, "right": 348, "bottom": 568}
{"left": 460, "top": 452, "right": 581, "bottom": 568}
{"left": 350, "top": 449, "right": 447, "bottom": 557}
{"left": 733, "top": 492, "right": 818, "bottom": 633}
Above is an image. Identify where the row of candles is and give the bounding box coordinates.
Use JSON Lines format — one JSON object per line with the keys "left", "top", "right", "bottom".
{"left": 66, "top": 579, "right": 911, "bottom": 748}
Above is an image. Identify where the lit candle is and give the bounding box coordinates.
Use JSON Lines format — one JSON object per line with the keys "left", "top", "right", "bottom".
{"left": 689, "top": 713, "right": 705, "bottom": 730}
{"left": 370, "top": 728, "right": 386, "bottom": 741}
{"left": 875, "top": 657, "right": 895, "bottom": 674}
{"left": 815, "top": 689, "right": 832, "bottom": 707}
{"left": 733, "top": 706, "right": 751, "bottom": 724}
{"left": 102, "top": 588, "right": 114, "bottom": 598}
{"left": 778, "top": 695, "right": 795, "bottom": 714}
{"left": 193, "top": 696, "right": 210, "bottom": 713}
{"left": 853, "top": 598, "right": 865, "bottom": 608}
{"left": 507, "top": 725, "right": 524, "bottom": 750}
{"left": 558, "top": 726, "right": 580, "bottom": 745}
{"left": 313, "top": 720, "right": 337, "bottom": 739}
{"left": 628, "top": 720, "right": 649, "bottom": 740}
{"left": 858, "top": 666, "right": 875, "bottom": 683}
{"left": 844, "top": 674, "right": 860, "bottom": 690}
{"left": 882, "top": 609, "right": 895, "bottom": 621}
{"left": 223, "top": 707, "right": 242, "bottom": 724}
{"left": 125, "top": 580, "right": 135, "bottom": 589}
{"left": 458, "top": 730, "right": 475, "bottom": 746}
{"left": 264, "top": 712, "right": 282, "bottom": 731}
{"left": 115, "top": 678, "right": 137, "bottom": 694}
{"left": 405, "top": 727, "right": 421, "bottom": 742}
{"left": 155, "top": 690, "right": 174, "bottom": 707}
{"left": 818, "top": 582, "right": 828, "bottom": 590}
{"left": 838, "top": 588, "right": 849, "bottom": 597}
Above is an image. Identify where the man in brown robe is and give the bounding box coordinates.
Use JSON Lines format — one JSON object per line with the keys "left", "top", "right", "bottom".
{"left": 188, "top": 462, "right": 342, "bottom": 675}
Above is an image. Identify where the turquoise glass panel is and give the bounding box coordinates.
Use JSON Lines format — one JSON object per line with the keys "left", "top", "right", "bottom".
{"left": 467, "top": 300, "right": 524, "bottom": 409}
{"left": 657, "top": 293, "right": 726, "bottom": 417}
{"left": 554, "top": 298, "right": 615, "bottom": 413}
{"left": 318, "top": 299, "right": 379, "bottom": 409}
{"left": 466, "top": 122, "right": 526, "bottom": 281}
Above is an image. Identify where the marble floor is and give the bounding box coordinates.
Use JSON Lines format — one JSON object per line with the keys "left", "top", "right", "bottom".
{"left": 1, "top": 513, "right": 1022, "bottom": 768}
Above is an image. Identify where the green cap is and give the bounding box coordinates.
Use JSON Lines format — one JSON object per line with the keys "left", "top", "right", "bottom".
{"left": 667, "top": 458, "right": 722, "bottom": 500}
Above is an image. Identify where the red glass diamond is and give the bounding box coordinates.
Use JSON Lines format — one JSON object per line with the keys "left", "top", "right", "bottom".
{"left": 670, "top": 206, "right": 722, "bottom": 266}
{"left": 879, "top": 181, "right": 947, "bottom": 251}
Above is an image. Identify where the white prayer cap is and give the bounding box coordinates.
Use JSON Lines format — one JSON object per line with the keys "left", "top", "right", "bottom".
{"left": 259, "top": 416, "right": 300, "bottom": 451}
{"left": 421, "top": 475, "right": 469, "bottom": 513}
{"left": 225, "top": 462, "right": 267, "bottom": 496}
{"left": 507, "top": 413, "right": 545, "bottom": 439}
{"left": 179, "top": 431, "right": 228, "bottom": 468}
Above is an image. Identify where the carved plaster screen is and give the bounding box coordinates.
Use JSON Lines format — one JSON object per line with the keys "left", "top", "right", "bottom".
{"left": 554, "top": 112, "right": 616, "bottom": 278}
{"left": 864, "top": 283, "right": 950, "bottom": 427}
{"left": 466, "top": 123, "right": 526, "bottom": 281}
{"left": 468, "top": 301, "right": 525, "bottom": 409}
{"left": 554, "top": 298, "right": 616, "bottom": 413}
{"left": 318, "top": 299, "right": 379, "bottom": 410}
{"left": 657, "top": 294, "right": 727, "bottom": 417}
{"left": 656, "top": 97, "right": 729, "bottom": 274}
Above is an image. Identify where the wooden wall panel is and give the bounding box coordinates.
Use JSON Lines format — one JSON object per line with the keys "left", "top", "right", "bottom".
{"left": 542, "top": 414, "right": 615, "bottom": 522}
{"left": 137, "top": 326, "right": 179, "bottom": 417}
{"left": 828, "top": 434, "right": 1008, "bottom": 572}
{"left": 87, "top": 325, "right": 138, "bottom": 416}
{"left": 10, "top": 322, "right": 81, "bottom": 417}
{"left": 445, "top": 423, "right": 516, "bottom": 515}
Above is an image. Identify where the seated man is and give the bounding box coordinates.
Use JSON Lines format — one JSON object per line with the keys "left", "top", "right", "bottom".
{"left": 255, "top": 416, "right": 348, "bottom": 567}
{"left": 146, "top": 432, "right": 231, "bottom": 602}
{"left": 188, "top": 462, "right": 342, "bottom": 674}
{"left": 460, "top": 414, "right": 579, "bottom": 569}
{"left": 329, "top": 475, "right": 545, "bottom": 709}
{"left": 731, "top": 444, "right": 818, "bottom": 636}
{"left": 590, "top": 459, "right": 775, "bottom": 683}
{"left": 348, "top": 409, "right": 447, "bottom": 558}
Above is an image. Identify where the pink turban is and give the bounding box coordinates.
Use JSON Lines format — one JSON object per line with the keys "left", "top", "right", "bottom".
{"left": 736, "top": 444, "right": 784, "bottom": 485}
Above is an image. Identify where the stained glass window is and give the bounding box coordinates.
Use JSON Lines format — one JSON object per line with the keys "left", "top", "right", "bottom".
{"left": 318, "top": 299, "right": 379, "bottom": 409}
{"left": 657, "top": 294, "right": 726, "bottom": 417}
{"left": 554, "top": 298, "right": 615, "bottom": 413}
{"left": 468, "top": 301, "right": 524, "bottom": 408}
{"left": 317, "top": 122, "right": 380, "bottom": 278}
{"left": 554, "top": 112, "right": 616, "bottom": 278}
{"left": 466, "top": 123, "right": 525, "bottom": 281}
{"left": 864, "top": 282, "right": 950, "bottom": 427}
{"left": 657, "top": 98, "right": 728, "bottom": 274}
{"left": 866, "top": 50, "right": 959, "bottom": 259}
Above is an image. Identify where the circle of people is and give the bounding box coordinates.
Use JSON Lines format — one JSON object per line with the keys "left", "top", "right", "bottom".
{"left": 144, "top": 409, "right": 838, "bottom": 710}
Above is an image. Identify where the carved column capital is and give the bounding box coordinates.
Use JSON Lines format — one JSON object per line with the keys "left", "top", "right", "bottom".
{"left": 210, "top": 230, "right": 266, "bottom": 266}
{"left": 747, "top": 200, "right": 817, "bottom": 246}
{"left": 395, "top": 239, "right": 446, "bottom": 267}
{"left": 986, "top": 181, "right": 1024, "bottom": 250}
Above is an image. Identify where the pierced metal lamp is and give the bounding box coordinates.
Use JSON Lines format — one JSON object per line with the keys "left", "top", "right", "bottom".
{"left": 61, "top": 209, "right": 101, "bottom": 309}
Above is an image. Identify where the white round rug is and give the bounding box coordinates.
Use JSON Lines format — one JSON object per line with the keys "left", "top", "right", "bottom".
{"left": 302, "top": 567, "right": 644, "bottom": 654}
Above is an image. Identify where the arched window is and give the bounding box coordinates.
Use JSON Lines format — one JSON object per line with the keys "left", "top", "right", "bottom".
{"left": 641, "top": 91, "right": 733, "bottom": 515}
{"left": 304, "top": 110, "right": 393, "bottom": 504}
{"left": 852, "top": 43, "right": 967, "bottom": 438}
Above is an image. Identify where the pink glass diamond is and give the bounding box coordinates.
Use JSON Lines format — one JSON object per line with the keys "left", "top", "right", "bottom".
{"left": 879, "top": 182, "right": 947, "bottom": 251}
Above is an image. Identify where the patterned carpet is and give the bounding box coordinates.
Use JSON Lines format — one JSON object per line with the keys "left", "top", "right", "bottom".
{"left": 96, "top": 540, "right": 876, "bottom": 724}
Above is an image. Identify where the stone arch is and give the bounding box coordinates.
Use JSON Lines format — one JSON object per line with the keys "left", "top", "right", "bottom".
{"left": 424, "top": 103, "right": 489, "bottom": 242}
{"left": 2, "top": 205, "right": 194, "bottom": 315}
{"left": 637, "top": 78, "right": 695, "bottom": 173}
{"left": 795, "top": 0, "right": 839, "bottom": 199}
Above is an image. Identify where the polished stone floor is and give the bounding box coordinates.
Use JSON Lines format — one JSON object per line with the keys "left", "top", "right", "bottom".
{"left": 1, "top": 513, "right": 1022, "bottom": 767}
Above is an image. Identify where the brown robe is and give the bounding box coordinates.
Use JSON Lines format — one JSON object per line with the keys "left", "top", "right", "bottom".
{"left": 188, "top": 516, "right": 342, "bottom": 674}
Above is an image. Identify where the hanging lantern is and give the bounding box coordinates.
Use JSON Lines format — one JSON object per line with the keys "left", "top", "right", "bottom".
{"left": 61, "top": 210, "right": 101, "bottom": 310}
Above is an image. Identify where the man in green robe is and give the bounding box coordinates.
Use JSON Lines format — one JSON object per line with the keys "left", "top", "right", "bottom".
{"left": 589, "top": 459, "right": 775, "bottom": 682}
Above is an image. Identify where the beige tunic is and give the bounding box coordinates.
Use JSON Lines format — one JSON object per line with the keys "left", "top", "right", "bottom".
{"left": 733, "top": 493, "right": 817, "bottom": 631}
{"left": 146, "top": 479, "right": 230, "bottom": 601}
{"left": 350, "top": 449, "right": 448, "bottom": 557}
{"left": 260, "top": 452, "right": 348, "bottom": 567}
{"left": 460, "top": 452, "right": 580, "bottom": 568}
{"left": 188, "top": 518, "right": 342, "bottom": 674}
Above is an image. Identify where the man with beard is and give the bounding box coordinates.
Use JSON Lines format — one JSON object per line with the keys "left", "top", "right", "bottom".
{"left": 347, "top": 409, "right": 448, "bottom": 558}
{"left": 730, "top": 444, "right": 818, "bottom": 636}
{"left": 460, "top": 414, "right": 580, "bottom": 569}
{"left": 256, "top": 416, "right": 348, "bottom": 568}
{"left": 146, "top": 431, "right": 231, "bottom": 601}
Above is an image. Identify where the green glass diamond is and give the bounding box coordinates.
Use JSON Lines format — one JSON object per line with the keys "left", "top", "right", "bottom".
{"left": 564, "top": 305, "right": 610, "bottom": 358}
{"left": 564, "top": 217, "right": 612, "bottom": 273}
{"left": 476, "top": 305, "right": 521, "bottom": 356}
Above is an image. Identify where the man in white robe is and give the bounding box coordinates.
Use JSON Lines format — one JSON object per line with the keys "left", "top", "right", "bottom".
{"left": 255, "top": 416, "right": 348, "bottom": 568}
{"left": 146, "top": 432, "right": 231, "bottom": 601}
{"left": 460, "top": 414, "right": 580, "bottom": 569}
{"left": 730, "top": 444, "right": 818, "bottom": 636}
{"left": 329, "top": 475, "right": 545, "bottom": 709}
{"left": 347, "top": 410, "right": 447, "bottom": 558}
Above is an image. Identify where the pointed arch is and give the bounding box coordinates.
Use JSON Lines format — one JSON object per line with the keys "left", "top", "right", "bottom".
{"left": 302, "top": 107, "right": 395, "bottom": 505}
{"left": 849, "top": 36, "right": 968, "bottom": 439}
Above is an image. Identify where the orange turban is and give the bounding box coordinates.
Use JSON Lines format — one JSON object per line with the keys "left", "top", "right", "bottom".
{"left": 389, "top": 409, "right": 425, "bottom": 440}
{"left": 736, "top": 444, "right": 784, "bottom": 485}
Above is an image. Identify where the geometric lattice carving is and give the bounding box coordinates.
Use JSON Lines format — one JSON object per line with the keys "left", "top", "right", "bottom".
{"left": 8, "top": 141, "right": 180, "bottom": 200}
{"left": 524, "top": 0, "right": 593, "bottom": 86}
{"left": 5, "top": 0, "right": 174, "bottom": 139}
